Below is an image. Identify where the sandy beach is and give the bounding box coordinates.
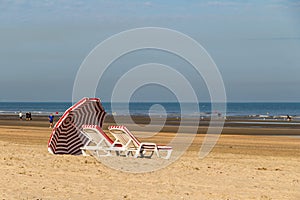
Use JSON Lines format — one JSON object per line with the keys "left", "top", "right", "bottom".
{"left": 1, "top": 116, "right": 300, "bottom": 199}
{"left": 2, "top": 0, "right": 300, "bottom": 199}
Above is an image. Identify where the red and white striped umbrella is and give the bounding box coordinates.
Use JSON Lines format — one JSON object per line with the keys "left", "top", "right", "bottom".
{"left": 47, "top": 97, "right": 106, "bottom": 155}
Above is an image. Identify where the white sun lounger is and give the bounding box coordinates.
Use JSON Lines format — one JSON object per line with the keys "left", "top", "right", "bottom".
{"left": 80, "top": 125, "right": 122, "bottom": 157}
{"left": 108, "top": 125, "right": 173, "bottom": 159}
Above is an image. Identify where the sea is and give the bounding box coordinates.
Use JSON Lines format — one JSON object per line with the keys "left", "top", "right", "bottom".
{"left": 0, "top": 102, "right": 299, "bottom": 118}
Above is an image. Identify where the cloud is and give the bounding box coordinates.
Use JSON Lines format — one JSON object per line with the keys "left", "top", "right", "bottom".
{"left": 289, "top": 1, "right": 300, "bottom": 7}
{"left": 247, "top": 37, "right": 300, "bottom": 41}
{"left": 207, "top": 1, "right": 246, "bottom": 7}
{"left": 144, "top": 1, "right": 152, "bottom": 7}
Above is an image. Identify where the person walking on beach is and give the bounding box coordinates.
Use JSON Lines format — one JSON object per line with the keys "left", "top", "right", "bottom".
{"left": 26, "top": 112, "right": 29, "bottom": 120}
{"left": 48, "top": 113, "right": 54, "bottom": 128}
{"left": 19, "top": 111, "right": 23, "bottom": 120}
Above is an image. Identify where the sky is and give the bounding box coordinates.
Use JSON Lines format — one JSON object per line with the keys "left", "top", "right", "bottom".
{"left": 0, "top": 0, "right": 299, "bottom": 102}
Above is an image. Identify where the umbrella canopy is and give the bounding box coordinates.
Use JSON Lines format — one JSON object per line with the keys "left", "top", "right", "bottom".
{"left": 48, "top": 97, "right": 106, "bottom": 155}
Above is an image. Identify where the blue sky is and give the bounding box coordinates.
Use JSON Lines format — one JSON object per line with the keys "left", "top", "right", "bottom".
{"left": 0, "top": 0, "right": 299, "bottom": 102}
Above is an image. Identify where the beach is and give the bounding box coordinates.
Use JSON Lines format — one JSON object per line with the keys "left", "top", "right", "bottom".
{"left": 2, "top": 0, "right": 300, "bottom": 199}
{"left": 1, "top": 116, "right": 300, "bottom": 199}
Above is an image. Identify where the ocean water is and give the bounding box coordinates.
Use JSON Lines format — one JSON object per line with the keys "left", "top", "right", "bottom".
{"left": 0, "top": 102, "right": 299, "bottom": 118}
{"left": 0, "top": 102, "right": 71, "bottom": 115}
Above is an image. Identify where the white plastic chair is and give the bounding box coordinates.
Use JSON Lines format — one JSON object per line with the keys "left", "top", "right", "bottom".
{"left": 108, "top": 125, "right": 172, "bottom": 159}
{"left": 80, "top": 125, "right": 122, "bottom": 157}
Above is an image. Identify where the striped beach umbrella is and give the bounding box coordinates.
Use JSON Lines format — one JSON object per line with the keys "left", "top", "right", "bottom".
{"left": 47, "top": 97, "right": 106, "bottom": 155}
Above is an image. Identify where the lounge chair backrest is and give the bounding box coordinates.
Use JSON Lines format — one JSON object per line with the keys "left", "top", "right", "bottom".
{"left": 82, "top": 125, "right": 114, "bottom": 145}
{"left": 109, "top": 125, "right": 141, "bottom": 148}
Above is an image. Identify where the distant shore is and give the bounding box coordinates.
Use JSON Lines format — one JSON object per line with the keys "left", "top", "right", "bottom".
{"left": 0, "top": 114, "right": 299, "bottom": 136}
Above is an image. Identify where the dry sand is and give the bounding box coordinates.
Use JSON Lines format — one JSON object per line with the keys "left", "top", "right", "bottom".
{"left": 0, "top": 119, "right": 300, "bottom": 199}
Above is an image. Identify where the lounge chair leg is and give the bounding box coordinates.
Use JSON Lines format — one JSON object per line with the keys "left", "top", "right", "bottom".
{"left": 155, "top": 149, "right": 159, "bottom": 158}
{"left": 133, "top": 150, "right": 141, "bottom": 158}
{"left": 81, "top": 149, "right": 88, "bottom": 156}
{"left": 164, "top": 150, "right": 172, "bottom": 159}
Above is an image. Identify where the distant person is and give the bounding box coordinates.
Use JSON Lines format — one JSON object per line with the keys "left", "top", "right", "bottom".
{"left": 19, "top": 111, "right": 23, "bottom": 120}
{"left": 29, "top": 112, "right": 32, "bottom": 120}
{"left": 48, "top": 113, "right": 54, "bottom": 128}
{"left": 287, "top": 115, "right": 292, "bottom": 121}
{"left": 26, "top": 112, "right": 29, "bottom": 121}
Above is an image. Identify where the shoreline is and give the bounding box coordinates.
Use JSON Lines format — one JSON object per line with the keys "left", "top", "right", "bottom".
{"left": 0, "top": 114, "right": 299, "bottom": 136}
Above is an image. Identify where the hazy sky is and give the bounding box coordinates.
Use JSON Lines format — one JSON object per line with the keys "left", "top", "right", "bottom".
{"left": 0, "top": 0, "right": 299, "bottom": 102}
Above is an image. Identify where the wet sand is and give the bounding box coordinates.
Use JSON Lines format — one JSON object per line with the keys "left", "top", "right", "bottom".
{"left": 0, "top": 116, "right": 300, "bottom": 199}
